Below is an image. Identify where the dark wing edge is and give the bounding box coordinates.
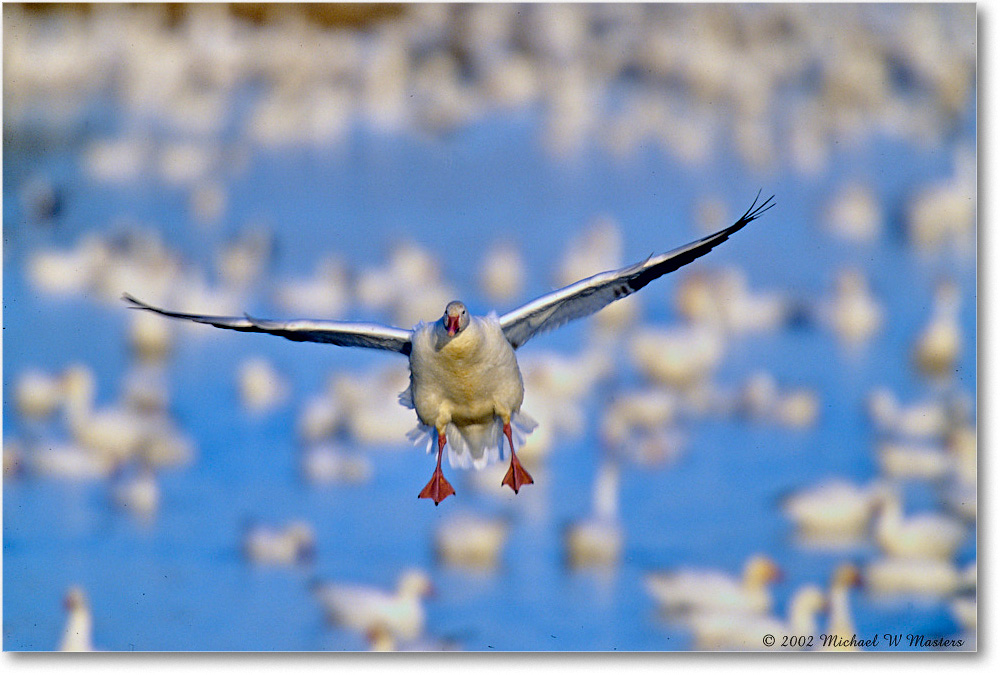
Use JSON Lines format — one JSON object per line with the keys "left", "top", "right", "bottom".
{"left": 499, "top": 192, "right": 774, "bottom": 349}
{"left": 121, "top": 293, "right": 412, "bottom": 355}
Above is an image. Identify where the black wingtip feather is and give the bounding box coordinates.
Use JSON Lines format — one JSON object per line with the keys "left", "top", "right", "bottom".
{"left": 739, "top": 191, "right": 775, "bottom": 225}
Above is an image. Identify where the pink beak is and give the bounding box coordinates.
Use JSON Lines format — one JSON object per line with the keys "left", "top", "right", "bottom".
{"left": 446, "top": 315, "right": 460, "bottom": 336}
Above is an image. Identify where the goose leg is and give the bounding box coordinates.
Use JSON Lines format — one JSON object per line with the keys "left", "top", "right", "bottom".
{"left": 419, "top": 428, "right": 455, "bottom": 504}
{"left": 501, "top": 421, "right": 534, "bottom": 494}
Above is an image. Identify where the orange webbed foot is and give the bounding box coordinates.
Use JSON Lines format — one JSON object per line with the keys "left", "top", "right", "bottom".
{"left": 501, "top": 453, "right": 534, "bottom": 494}
{"left": 419, "top": 467, "right": 456, "bottom": 505}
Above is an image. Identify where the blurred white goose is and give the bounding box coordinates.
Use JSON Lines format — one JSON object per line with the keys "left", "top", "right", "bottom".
{"left": 434, "top": 512, "right": 509, "bottom": 568}
{"left": 555, "top": 214, "right": 637, "bottom": 332}
{"left": 273, "top": 255, "right": 351, "bottom": 317}
{"left": 628, "top": 321, "right": 726, "bottom": 389}
{"left": 330, "top": 366, "right": 419, "bottom": 446}
{"left": 739, "top": 371, "right": 819, "bottom": 429}
{"left": 479, "top": 241, "right": 526, "bottom": 302}
{"left": 128, "top": 310, "right": 174, "bottom": 362}
{"left": 28, "top": 236, "right": 108, "bottom": 296}
{"left": 867, "top": 387, "right": 962, "bottom": 440}
{"left": 877, "top": 440, "right": 951, "bottom": 481}
{"left": 125, "top": 194, "right": 772, "bottom": 503}
{"left": 61, "top": 364, "right": 148, "bottom": 466}
{"left": 364, "top": 624, "right": 461, "bottom": 652}
{"left": 821, "top": 563, "right": 862, "bottom": 651}
{"left": 674, "top": 267, "right": 792, "bottom": 335}
{"left": 688, "top": 584, "right": 825, "bottom": 651}
{"left": 864, "top": 556, "right": 966, "bottom": 598}
{"left": 565, "top": 461, "right": 623, "bottom": 569}
{"left": 600, "top": 388, "right": 677, "bottom": 447}
{"left": 825, "top": 181, "right": 882, "bottom": 243}
{"left": 14, "top": 369, "right": 64, "bottom": 421}
{"left": 645, "top": 554, "right": 783, "bottom": 616}
{"left": 243, "top": 520, "right": 316, "bottom": 565}
{"left": 950, "top": 596, "right": 976, "bottom": 632}
{"left": 874, "top": 488, "right": 965, "bottom": 559}
{"left": 296, "top": 392, "right": 344, "bottom": 444}
{"left": 782, "top": 479, "right": 881, "bottom": 542}
{"left": 111, "top": 467, "right": 159, "bottom": 519}
{"left": 822, "top": 268, "right": 883, "bottom": 344}
{"left": 948, "top": 424, "right": 977, "bottom": 486}
{"left": 215, "top": 227, "right": 274, "bottom": 289}
{"left": 28, "top": 440, "right": 114, "bottom": 481}
{"left": 237, "top": 357, "right": 288, "bottom": 413}
{"left": 314, "top": 569, "right": 433, "bottom": 642}
{"left": 300, "top": 443, "right": 372, "bottom": 485}
{"left": 912, "top": 280, "right": 962, "bottom": 378}
{"left": 59, "top": 586, "right": 94, "bottom": 652}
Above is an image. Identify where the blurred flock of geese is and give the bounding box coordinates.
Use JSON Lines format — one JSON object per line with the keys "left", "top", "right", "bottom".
{"left": 4, "top": 3, "right": 975, "bottom": 651}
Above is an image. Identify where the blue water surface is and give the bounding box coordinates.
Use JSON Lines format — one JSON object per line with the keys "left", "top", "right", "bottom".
{"left": 3, "top": 101, "right": 976, "bottom": 651}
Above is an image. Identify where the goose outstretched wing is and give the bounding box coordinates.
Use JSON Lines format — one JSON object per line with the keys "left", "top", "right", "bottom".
{"left": 499, "top": 193, "right": 774, "bottom": 350}
{"left": 123, "top": 294, "right": 413, "bottom": 355}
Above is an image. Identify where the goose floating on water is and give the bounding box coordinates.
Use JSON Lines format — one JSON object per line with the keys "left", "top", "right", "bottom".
{"left": 124, "top": 194, "right": 772, "bottom": 504}
{"left": 645, "top": 553, "right": 783, "bottom": 616}
{"left": 59, "top": 586, "right": 94, "bottom": 652}
{"left": 314, "top": 569, "right": 433, "bottom": 643}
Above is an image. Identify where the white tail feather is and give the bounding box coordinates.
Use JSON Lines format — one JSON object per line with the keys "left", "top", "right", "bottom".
{"left": 405, "top": 410, "right": 538, "bottom": 470}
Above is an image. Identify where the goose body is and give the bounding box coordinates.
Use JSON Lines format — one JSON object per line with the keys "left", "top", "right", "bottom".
{"left": 864, "top": 556, "right": 966, "bottom": 598}
{"left": 782, "top": 479, "right": 881, "bottom": 539}
{"left": 314, "top": 569, "right": 432, "bottom": 642}
{"left": 403, "top": 312, "right": 531, "bottom": 471}
{"left": 820, "top": 564, "right": 862, "bottom": 651}
{"left": 564, "top": 462, "right": 623, "bottom": 569}
{"left": 124, "top": 194, "right": 772, "bottom": 503}
{"left": 434, "top": 512, "right": 509, "bottom": 568}
{"left": 688, "top": 584, "right": 825, "bottom": 651}
{"left": 646, "top": 554, "right": 782, "bottom": 616}
{"left": 875, "top": 490, "right": 965, "bottom": 559}
{"left": 913, "top": 280, "right": 962, "bottom": 377}
{"left": 243, "top": 520, "right": 316, "bottom": 565}
{"left": 59, "top": 587, "right": 94, "bottom": 652}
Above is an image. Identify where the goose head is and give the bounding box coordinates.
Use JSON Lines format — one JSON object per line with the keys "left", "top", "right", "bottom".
{"left": 64, "top": 586, "right": 88, "bottom": 612}
{"left": 61, "top": 364, "right": 96, "bottom": 412}
{"left": 743, "top": 554, "right": 783, "bottom": 589}
{"left": 442, "top": 301, "right": 470, "bottom": 337}
{"left": 831, "top": 562, "right": 863, "bottom": 591}
{"left": 789, "top": 584, "right": 828, "bottom": 630}
{"left": 398, "top": 569, "right": 434, "bottom": 599}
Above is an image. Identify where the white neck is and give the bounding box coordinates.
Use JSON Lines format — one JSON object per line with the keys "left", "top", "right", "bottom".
{"left": 60, "top": 607, "right": 93, "bottom": 652}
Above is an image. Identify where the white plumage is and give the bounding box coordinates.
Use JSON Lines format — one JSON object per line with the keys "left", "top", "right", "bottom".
{"left": 687, "top": 584, "right": 825, "bottom": 651}
{"left": 59, "top": 587, "right": 94, "bottom": 652}
{"left": 874, "top": 488, "right": 966, "bottom": 559}
{"left": 645, "top": 554, "right": 782, "bottom": 616}
{"left": 314, "top": 569, "right": 433, "bottom": 642}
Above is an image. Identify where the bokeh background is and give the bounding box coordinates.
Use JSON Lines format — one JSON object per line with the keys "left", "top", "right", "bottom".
{"left": 2, "top": 3, "right": 977, "bottom": 651}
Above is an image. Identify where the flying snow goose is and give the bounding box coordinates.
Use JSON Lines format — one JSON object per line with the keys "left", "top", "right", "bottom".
{"left": 124, "top": 194, "right": 773, "bottom": 504}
